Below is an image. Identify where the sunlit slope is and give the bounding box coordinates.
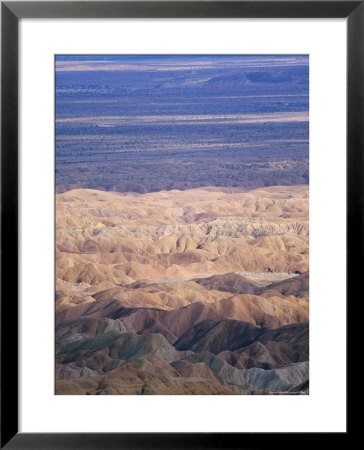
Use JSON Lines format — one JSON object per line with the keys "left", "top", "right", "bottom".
{"left": 56, "top": 185, "right": 308, "bottom": 303}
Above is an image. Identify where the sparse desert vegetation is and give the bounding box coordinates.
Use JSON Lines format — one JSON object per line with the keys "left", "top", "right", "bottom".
{"left": 56, "top": 55, "right": 308, "bottom": 194}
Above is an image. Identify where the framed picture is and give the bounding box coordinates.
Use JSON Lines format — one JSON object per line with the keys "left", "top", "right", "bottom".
{"left": 1, "top": 1, "right": 354, "bottom": 447}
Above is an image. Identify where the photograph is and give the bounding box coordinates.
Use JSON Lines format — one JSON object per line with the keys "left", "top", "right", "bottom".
{"left": 55, "top": 54, "right": 309, "bottom": 395}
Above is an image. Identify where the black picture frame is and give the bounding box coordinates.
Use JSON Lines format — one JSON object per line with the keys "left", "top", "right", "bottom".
{"left": 1, "top": 1, "right": 355, "bottom": 448}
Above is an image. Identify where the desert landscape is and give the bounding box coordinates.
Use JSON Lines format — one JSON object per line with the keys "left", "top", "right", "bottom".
{"left": 55, "top": 55, "right": 309, "bottom": 394}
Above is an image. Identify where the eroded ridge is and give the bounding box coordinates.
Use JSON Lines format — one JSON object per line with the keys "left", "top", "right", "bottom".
{"left": 56, "top": 186, "right": 309, "bottom": 395}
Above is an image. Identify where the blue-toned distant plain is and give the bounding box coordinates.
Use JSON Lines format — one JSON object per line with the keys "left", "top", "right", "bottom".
{"left": 56, "top": 55, "right": 308, "bottom": 193}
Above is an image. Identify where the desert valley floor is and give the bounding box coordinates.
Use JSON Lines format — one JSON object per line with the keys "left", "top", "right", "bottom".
{"left": 55, "top": 184, "right": 309, "bottom": 395}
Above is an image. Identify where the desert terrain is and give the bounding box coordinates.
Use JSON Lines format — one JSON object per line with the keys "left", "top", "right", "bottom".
{"left": 56, "top": 55, "right": 308, "bottom": 194}
{"left": 56, "top": 185, "right": 309, "bottom": 394}
{"left": 55, "top": 55, "right": 309, "bottom": 394}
